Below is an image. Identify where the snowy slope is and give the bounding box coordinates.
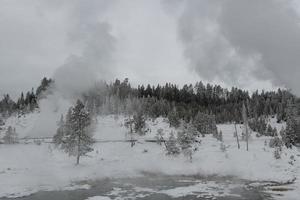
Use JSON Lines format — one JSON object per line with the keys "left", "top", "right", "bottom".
{"left": 0, "top": 114, "right": 299, "bottom": 199}
{"left": 0, "top": 112, "right": 40, "bottom": 139}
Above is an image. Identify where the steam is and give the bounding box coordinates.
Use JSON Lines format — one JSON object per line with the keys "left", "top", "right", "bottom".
{"left": 172, "top": 0, "right": 300, "bottom": 94}
{"left": 52, "top": 0, "right": 115, "bottom": 98}
{"left": 30, "top": 0, "right": 116, "bottom": 137}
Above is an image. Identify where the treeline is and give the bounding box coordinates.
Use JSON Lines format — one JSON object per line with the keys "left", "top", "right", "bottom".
{"left": 0, "top": 77, "right": 52, "bottom": 117}
{"left": 83, "top": 78, "right": 295, "bottom": 124}
{"left": 0, "top": 77, "right": 295, "bottom": 125}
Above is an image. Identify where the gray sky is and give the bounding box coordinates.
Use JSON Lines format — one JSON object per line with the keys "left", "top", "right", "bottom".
{"left": 1, "top": 0, "right": 300, "bottom": 98}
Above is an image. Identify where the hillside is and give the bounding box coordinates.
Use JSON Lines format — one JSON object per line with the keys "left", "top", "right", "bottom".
{"left": 0, "top": 114, "right": 299, "bottom": 199}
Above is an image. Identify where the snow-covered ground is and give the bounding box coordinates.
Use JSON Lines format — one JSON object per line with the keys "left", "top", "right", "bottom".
{"left": 0, "top": 113, "right": 300, "bottom": 199}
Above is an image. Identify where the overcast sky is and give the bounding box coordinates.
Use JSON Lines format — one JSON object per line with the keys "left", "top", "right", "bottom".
{"left": 1, "top": 0, "right": 300, "bottom": 98}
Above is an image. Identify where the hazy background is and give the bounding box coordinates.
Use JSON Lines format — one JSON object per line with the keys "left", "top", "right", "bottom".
{"left": 1, "top": 0, "right": 300, "bottom": 98}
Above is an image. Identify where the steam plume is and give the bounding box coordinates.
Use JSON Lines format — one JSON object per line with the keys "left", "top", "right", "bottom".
{"left": 172, "top": 0, "right": 300, "bottom": 94}
{"left": 52, "top": 0, "right": 115, "bottom": 98}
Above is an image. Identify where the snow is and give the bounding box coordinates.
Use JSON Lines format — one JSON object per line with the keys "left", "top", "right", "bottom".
{"left": 95, "top": 181, "right": 240, "bottom": 199}
{"left": 1, "top": 112, "right": 40, "bottom": 139}
{"left": 0, "top": 114, "right": 300, "bottom": 199}
{"left": 159, "top": 181, "right": 240, "bottom": 198}
{"left": 86, "top": 197, "right": 111, "bottom": 200}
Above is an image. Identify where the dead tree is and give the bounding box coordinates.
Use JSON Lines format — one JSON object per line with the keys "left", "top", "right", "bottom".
{"left": 234, "top": 123, "right": 240, "bottom": 149}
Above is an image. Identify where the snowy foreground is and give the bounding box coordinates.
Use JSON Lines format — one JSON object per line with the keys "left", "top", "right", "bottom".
{"left": 0, "top": 113, "right": 300, "bottom": 199}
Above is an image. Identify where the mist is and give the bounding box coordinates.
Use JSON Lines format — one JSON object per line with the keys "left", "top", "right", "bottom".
{"left": 52, "top": 1, "right": 115, "bottom": 98}
{"left": 30, "top": 0, "right": 116, "bottom": 137}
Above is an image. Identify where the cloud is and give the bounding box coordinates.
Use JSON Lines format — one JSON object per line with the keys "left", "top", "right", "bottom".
{"left": 171, "top": 0, "right": 300, "bottom": 94}
{"left": 1, "top": 0, "right": 300, "bottom": 97}
{"left": 219, "top": 0, "right": 300, "bottom": 94}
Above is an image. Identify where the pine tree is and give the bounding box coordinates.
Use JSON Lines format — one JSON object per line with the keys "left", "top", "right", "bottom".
{"left": 133, "top": 110, "right": 147, "bottom": 135}
{"left": 285, "top": 100, "right": 298, "bottom": 147}
{"left": 155, "top": 128, "right": 165, "bottom": 146}
{"left": 17, "top": 92, "right": 25, "bottom": 113}
{"left": 53, "top": 114, "right": 65, "bottom": 146}
{"left": 0, "top": 114, "right": 4, "bottom": 126}
{"left": 165, "top": 132, "right": 180, "bottom": 156}
{"left": 193, "top": 111, "right": 217, "bottom": 136}
{"left": 3, "top": 126, "right": 18, "bottom": 144}
{"left": 168, "top": 107, "right": 180, "bottom": 128}
{"left": 177, "top": 123, "right": 200, "bottom": 162}
{"left": 54, "top": 100, "right": 94, "bottom": 165}
{"left": 217, "top": 130, "right": 223, "bottom": 142}
{"left": 266, "top": 124, "right": 274, "bottom": 136}
{"left": 124, "top": 116, "right": 136, "bottom": 147}
{"left": 36, "top": 77, "right": 52, "bottom": 98}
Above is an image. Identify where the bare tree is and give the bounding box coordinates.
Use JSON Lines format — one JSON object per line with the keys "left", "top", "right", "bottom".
{"left": 242, "top": 102, "right": 249, "bottom": 151}
{"left": 234, "top": 123, "right": 240, "bottom": 149}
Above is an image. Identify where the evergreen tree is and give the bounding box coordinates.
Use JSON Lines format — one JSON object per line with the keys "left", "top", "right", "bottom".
{"left": 54, "top": 100, "right": 94, "bottom": 165}
{"left": 177, "top": 123, "right": 200, "bottom": 162}
{"left": 36, "top": 77, "right": 53, "bottom": 98}
{"left": 53, "top": 114, "right": 65, "bottom": 146}
{"left": 155, "top": 128, "right": 165, "bottom": 146}
{"left": 285, "top": 100, "right": 300, "bottom": 146}
{"left": 3, "top": 126, "right": 18, "bottom": 144}
{"left": 133, "top": 110, "right": 147, "bottom": 135}
{"left": 17, "top": 92, "right": 25, "bottom": 112}
{"left": 165, "top": 132, "right": 180, "bottom": 156}
{"left": 266, "top": 124, "right": 274, "bottom": 136}
{"left": 0, "top": 114, "right": 4, "bottom": 126}
{"left": 124, "top": 116, "right": 136, "bottom": 147}
{"left": 168, "top": 107, "right": 180, "bottom": 128}
{"left": 217, "top": 130, "right": 223, "bottom": 142}
{"left": 193, "top": 111, "right": 217, "bottom": 136}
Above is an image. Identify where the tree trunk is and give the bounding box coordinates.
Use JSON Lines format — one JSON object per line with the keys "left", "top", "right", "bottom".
{"left": 234, "top": 123, "right": 240, "bottom": 149}
{"left": 76, "top": 130, "right": 81, "bottom": 165}
{"left": 242, "top": 102, "right": 249, "bottom": 151}
{"left": 246, "top": 124, "right": 249, "bottom": 151}
{"left": 76, "top": 153, "right": 80, "bottom": 165}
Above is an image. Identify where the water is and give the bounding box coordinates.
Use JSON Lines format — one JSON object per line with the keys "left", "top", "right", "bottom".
{"left": 0, "top": 175, "right": 271, "bottom": 200}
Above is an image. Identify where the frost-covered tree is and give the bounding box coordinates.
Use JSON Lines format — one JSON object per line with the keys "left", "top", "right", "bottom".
{"left": 155, "top": 128, "right": 165, "bottom": 146}
{"left": 285, "top": 101, "right": 299, "bottom": 146}
{"left": 165, "top": 132, "right": 180, "bottom": 156}
{"left": 177, "top": 123, "right": 200, "bottom": 162}
{"left": 133, "top": 110, "right": 147, "bottom": 135}
{"left": 124, "top": 116, "right": 136, "bottom": 147}
{"left": 248, "top": 117, "right": 267, "bottom": 136}
{"left": 168, "top": 107, "right": 180, "bottom": 128}
{"left": 53, "top": 114, "right": 65, "bottom": 146}
{"left": 0, "top": 114, "right": 4, "bottom": 126}
{"left": 54, "top": 100, "right": 94, "bottom": 165}
{"left": 216, "top": 130, "right": 223, "bottom": 142}
{"left": 274, "top": 147, "right": 281, "bottom": 159}
{"left": 266, "top": 124, "right": 274, "bottom": 136}
{"left": 192, "top": 111, "right": 217, "bottom": 136}
{"left": 3, "top": 126, "right": 18, "bottom": 144}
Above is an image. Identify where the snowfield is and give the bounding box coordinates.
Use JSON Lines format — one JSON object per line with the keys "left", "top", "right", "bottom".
{"left": 0, "top": 113, "right": 300, "bottom": 199}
